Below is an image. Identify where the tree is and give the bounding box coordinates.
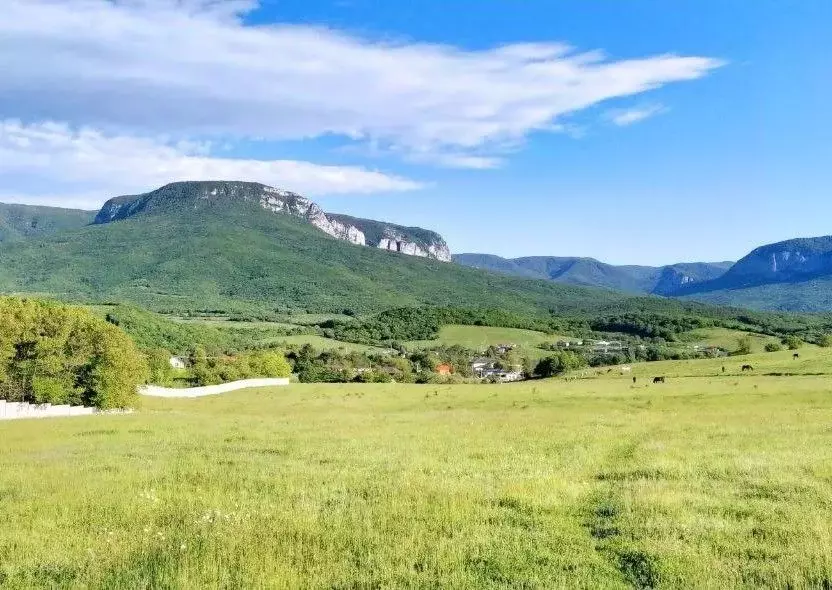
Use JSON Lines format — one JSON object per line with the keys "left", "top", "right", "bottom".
{"left": 0, "top": 297, "right": 147, "bottom": 409}
{"left": 146, "top": 348, "right": 174, "bottom": 385}
{"left": 534, "top": 351, "right": 586, "bottom": 378}
{"left": 735, "top": 336, "right": 753, "bottom": 356}
{"left": 251, "top": 351, "right": 292, "bottom": 378}
{"left": 764, "top": 342, "right": 782, "bottom": 353}
{"left": 782, "top": 335, "right": 804, "bottom": 350}
{"left": 819, "top": 334, "right": 832, "bottom": 348}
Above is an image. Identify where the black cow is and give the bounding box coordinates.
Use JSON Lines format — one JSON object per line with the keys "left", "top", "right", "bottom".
{"left": 722, "top": 366, "right": 726, "bottom": 373}
{"left": 741, "top": 364, "right": 754, "bottom": 372}
{"left": 653, "top": 376, "right": 666, "bottom": 384}
{"left": 793, "top": 353, "right": 800, "bottom": 360}
{"left": 632, "top": 376, "right": 637, "bottom": 384}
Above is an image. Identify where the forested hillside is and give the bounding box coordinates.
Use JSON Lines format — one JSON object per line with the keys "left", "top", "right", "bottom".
{"left": 0, "top": 202, "right": 94, "bottom": 243}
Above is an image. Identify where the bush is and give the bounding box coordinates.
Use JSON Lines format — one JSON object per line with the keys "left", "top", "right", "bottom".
{"left": 782, "top": 335, "right": 804, "bottom": 350}
{"left": 819, "top": 334, "right": 832, "bottom": 348}
{"left": 0, "top": 297, "right": 147, "bottom": 408}
{"left": 764, "top": 342, "right": 782, "bottom": 353}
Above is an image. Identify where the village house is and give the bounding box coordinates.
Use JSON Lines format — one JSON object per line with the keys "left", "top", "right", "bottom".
{"left": 168, "top": 356, "right": 187, "bottom": 369}
{"left": 471, "top": 358, "right": 495, "bottom": 376}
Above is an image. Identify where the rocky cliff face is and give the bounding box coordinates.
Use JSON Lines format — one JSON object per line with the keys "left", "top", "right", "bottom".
{"left": 679, "top": 236, "right": 832, "bottom": 292}
{"left": 95, "top": 182, "right": 451, "bottom": 262}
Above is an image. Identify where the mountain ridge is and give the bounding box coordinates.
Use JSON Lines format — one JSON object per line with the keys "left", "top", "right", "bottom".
{"left": 94, "top": 181, "right": 451, "bottom": 261}
{"left": 453, "top": 253, "right": 733, "bottom": 296}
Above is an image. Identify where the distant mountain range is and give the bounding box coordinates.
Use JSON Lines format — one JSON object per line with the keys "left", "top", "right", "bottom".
{"left": 456, "top": 236, "right": 832, "bottom": 312}
{"left": 452, "top": 254, "right": 733, "bottom": 296}
{"left": 3, "top": 181, "right": 832, "bottom": 313}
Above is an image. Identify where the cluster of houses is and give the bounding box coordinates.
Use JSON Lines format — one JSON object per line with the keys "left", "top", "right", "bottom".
{"left": 470, "top": 358, "right": 523, "bottom": 382}
{"left": 434, "top": 343, "right": 524, "bottom": 382}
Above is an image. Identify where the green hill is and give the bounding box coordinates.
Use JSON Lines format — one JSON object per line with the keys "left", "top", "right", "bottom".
{"left": 0, "top": 202, "right": 94, "bottom": 243}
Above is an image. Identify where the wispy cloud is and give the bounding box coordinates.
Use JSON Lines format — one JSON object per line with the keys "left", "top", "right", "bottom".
{"left": 1, "top": 0, "right": 724, "bottom": 169}
{"left": 607, "top": 104, "right": 667, "bottom": 127}
{"left": 0, "top": 121, "right": 422, "bottom": 208}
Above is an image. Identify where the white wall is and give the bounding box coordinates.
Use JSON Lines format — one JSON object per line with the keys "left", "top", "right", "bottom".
{"left": 139, "top": 378, "right": 290, "bottom": 398}
{"left": 0, "top": 401, "right": 131, "bottom": 421}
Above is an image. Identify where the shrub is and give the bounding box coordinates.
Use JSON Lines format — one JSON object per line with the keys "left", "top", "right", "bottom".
{"left": 764, "top": 342, "right": 782, "bottom": 353}
{"left": 782, "top": 335, "right": 804, "bottom": 350}
{"left": 819, "top": 334, "right": 832, "bottom": 348}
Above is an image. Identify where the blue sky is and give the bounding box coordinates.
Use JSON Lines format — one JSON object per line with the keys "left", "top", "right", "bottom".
{"left": 1, "top": 0, "right": 830, "bottom": 265}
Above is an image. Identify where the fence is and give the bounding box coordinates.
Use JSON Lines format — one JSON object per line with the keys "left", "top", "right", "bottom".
{"left": 138, "top": 378, "right": 290, "bottom": 398}
{"left": 0, "top": 401, "right": 131, "bottom": 421}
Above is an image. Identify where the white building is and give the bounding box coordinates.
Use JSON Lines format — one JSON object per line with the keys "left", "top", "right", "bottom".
{"left": 169, "top": 356, "right": 187, "bottom": 370}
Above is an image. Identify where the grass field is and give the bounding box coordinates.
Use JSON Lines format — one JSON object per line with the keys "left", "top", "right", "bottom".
{"left": 2, "top": 374, "right": 832, "bottom": 588}
{"left": 676, "top": 327, "right": 787, "bottom": 354}
{"left": 405, "top": 324, "right": 561, "bottom": 359}
{"left": 580, "top": 343, "right": 832, "bottom": 380}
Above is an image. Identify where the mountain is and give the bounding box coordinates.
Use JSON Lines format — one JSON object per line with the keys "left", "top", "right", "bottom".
{"left": 0, "top": 202, "right": 94, "bottom": 243}
{"left": 453, "top": 254, "right": 732, "bottom": 296}
{"left": 674, "top": 236, "right": 832, "bottom": 311}
{"left": 95, "top": 181, "right": 451, "bottom": 261}
{"left": 0, "top": 181, "right": 644, "bottom": 315}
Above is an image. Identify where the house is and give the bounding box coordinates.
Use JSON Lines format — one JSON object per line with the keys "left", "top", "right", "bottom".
{"left": 435, "top": 363, "right": 453, "bottom": 376}
{"left": 494, "top": 343, "right": 516, "bottom": 355}
{"left": 169, "top": 356, "right": 187, "bottom": 369}
{"left": 471, "top": 358, "right": 495, "bottom": 376}
{"left": 480, "top": 368, "right": 524, "bottom": 382}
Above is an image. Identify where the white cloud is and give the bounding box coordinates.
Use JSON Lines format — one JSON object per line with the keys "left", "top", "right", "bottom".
{"left": 608, "top": 104, "right": 667, "bottom": 126}
{"left": 0, "top": 121, "right": 423, "bottom": 209}
{"left": 0, "top": 0, "right": 724, "bottom": 167}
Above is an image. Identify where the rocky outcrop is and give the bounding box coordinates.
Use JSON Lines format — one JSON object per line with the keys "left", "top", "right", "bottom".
{"left": 94, "top": 181, "right": 451, "bottom": 261}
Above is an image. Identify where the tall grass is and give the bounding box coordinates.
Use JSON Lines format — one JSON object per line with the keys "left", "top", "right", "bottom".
{"left": 1, "top": 376, "right": 831, "bottom": 588}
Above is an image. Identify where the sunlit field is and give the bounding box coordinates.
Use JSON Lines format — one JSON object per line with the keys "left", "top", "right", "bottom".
{"left": 2, "top": 374, "right": 832, "bottom": 588}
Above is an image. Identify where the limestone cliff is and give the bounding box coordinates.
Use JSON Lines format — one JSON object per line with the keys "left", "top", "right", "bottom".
{"left": 94, "top": 181, "right": 451, "bottom": 262}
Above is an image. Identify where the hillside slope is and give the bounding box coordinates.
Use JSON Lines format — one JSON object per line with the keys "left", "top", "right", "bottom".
{"left": 0, "top": 202, "right": 94, "bottom": 243}
{"left": 454, "top": 253, "right": 732, "bottom": 295}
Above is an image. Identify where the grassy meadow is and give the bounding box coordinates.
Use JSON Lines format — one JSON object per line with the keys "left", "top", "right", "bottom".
{"left": 2, "top": 371, "right": 832, "bottom": 588}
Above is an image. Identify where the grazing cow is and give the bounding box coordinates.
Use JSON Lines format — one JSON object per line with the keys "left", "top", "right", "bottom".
{"left": 632, "top": 376, "right": 637, "bottom": 384}
{"left": 741, "top": 364, "right": 754, "bottom": 372}
{"left": 722, "top": 366, "right": 726, "bottom": 373}
{"left": 793, "top": 353, "right": 800, "bottom": 360}
{"left": 653, "top": 376, "right": 666, "bottom": 384}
